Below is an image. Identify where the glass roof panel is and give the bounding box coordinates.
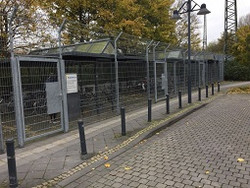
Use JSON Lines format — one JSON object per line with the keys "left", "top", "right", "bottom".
{"left": 103, "top": 42, "right": 115, "bottom": 54}
{"left": 88, "top": 41, "right": 109, "bottom": 53}
{"left": 75, "top": 43, "right": 92, "bottom": 52}
{"left": 63, "top": 46, "right": 76, "bottom": 53}
{"left": 166, "top": 50, "right": 183, "bottom": 59}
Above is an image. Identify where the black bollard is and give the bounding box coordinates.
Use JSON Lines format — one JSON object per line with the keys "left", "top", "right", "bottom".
{"left": 148, "top": 98, "right": 152, "bottom": 122}
{"left": 218, "top": 82, "right": 220, "bottom": 92}
{"left": 166, "top": 94, "right": 170, "bottom": 114}
{"left": 178, "top": 91, "right": 182, "bottom": 109}
{"left": 198, "top": 87, "right": 201, "bottom": 101}
{"left": 120, "top": 107, "right": 126, "bottom": 136}
{"left": 212, "top": 83, "right": 214, "bottom": 95}
{"left": 206, "top": 85, "right": 208, "bottom": 98}
{"left": 6, "top": 139, "right": 18, "bottom": 188}
{"left": 78, "top": 120, "right": 87, "bottom": 155}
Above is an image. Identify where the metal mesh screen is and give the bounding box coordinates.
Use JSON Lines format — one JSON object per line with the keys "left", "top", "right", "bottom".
{"left": 119, "top": 60, "right": 148, "bottom": 110}
{"left": 19, "top": 59, "right": 62, "bottom": 139}
{"left": 176, "top": 61, "right": 186, "bottom": 92}
{"left": 155, "top": 62, "right": 166, "bottom": 100}
{"left": 0, "top": 59, "right": 16, "bottom": 141}
{"left": 65, "top": 59, "right": 116, "bottom": 127}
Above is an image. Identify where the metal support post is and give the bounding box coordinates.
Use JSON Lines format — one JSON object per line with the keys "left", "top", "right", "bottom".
{"left": 174, "top": 62, "right": 177, "bottom": 95}
{"left": 163, "top": 45, "right": 170, "bottom": 97}
{"left": 178, "top": 91, "right": 182, "bottom": 109}
{"left": 0, "top": 114, "right": 4, "bottom": 154}
{"left": 198, "top": 87, "right": 201, "bottom": 101}
{"left": 212, "top": 83, "right": 214, "bottom": 95}
{"left": 9, "top": 8, "right": 25, "bottom": 147}
{"left": 206, "top": 85, "right": 208, "bottom": 98}
{"left": 120, "top": 107, "right": 126, "bottom": 136}
{"left": 166, "top": 94, "right": 170, "bottom": 114}
{"left": 153, "top": 42, "right": 160, "bottom": 103}
{"left": 114, "top": 32, "right": 123, "bottom": 114}
{"left": 6, "top": 139, "right": 18, "bottom": 188}
{"left": 78, "top": 120, "right": 87, "bottom": 155}
{"left": 58, "top": 19, "right": 69, "bottom": 133}
{"left": 148, "top": 99, "right": 152, "bottom": 122}
{"left": 146, "top": 40, "right": 154, "bottom": 99}
{"left": 187, "top": 0, "right": 192, "bottom": 104}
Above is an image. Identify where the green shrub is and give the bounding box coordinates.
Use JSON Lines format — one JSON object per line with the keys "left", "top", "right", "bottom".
{"left": 224, "top": 61, "right": 250, "bottom": 81}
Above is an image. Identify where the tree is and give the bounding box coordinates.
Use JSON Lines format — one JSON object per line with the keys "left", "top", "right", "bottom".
{"left": 38, "top": 0, "right": 177, "bottom": 44}
{"left": 232, "top": 25, "right": 250, "bottom": 65}
{"left": 224, "top": 13, "right": 250, "bottom": 81}
{"left": 239, "top": 13, "right": 250, "bottom": 27}
{"left": 173, "top": 0, "right": 202, "bottom": 50}
{"left": 207, "top": 35, "right": 224, "bottom": 53}
{"left": 0, "top": 0, "right": 54, "bottom": 56}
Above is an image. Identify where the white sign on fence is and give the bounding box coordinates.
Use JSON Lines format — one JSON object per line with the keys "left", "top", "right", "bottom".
{"left": 66, "top": 74, "right": 78, "bottom": 94}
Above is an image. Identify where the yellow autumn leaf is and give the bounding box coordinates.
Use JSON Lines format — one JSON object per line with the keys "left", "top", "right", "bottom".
{"left": 205, "top": 170, "right": 210, "bottom": 174}
{"left": 105, "top": 163, "right": 111, "bottom": 168}
{"left": 104, "top": 156, "right": 109, "bottom": 160}
{"left": 237, "top": 158, "right": 245, "bottom": 162}
{"left": 124, "top": 166, "right": 131, "bottom": 170}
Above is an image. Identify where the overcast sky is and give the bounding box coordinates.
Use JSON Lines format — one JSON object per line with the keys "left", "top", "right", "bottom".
{"left": 193, "top": 0, "right": 250, "bottom": 44}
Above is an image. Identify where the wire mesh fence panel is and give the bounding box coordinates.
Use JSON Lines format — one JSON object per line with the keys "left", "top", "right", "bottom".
{"left": 167, "top": 62, "right": 176, "bottom": 97}
{"left": 176, "top": 61, "right": 186, "bottom": 92}
{"left": 119, "top": 60, "right": 148, "bottom": 110}
{"left": 211, "top": 62, "right": 219, "bottom": 83}
{"left": 190, "top": 61, "right": 197, "bottom": 89}
{"left": 198, "top": 61, "right": 206, "bottom": 88}
{"left": 18, "top": 58, "right": 62, "bottom": 140}
{"left": 207, "top": 61, "right": 216, "bottom": 85}
{"left": 65, "top": 59, "right": 116, "bottom": 127}
{"left": 0, "top": 59, "right": 17, "bottom": 141}
{"left": 0, "top": 4, "right": 225, "bottom": 145}
{"left": 155, "top": 62, "right": 166, "bottom": 101}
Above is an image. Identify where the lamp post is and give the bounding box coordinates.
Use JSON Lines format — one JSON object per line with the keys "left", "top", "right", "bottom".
{"left": 173, "top": 1, "right": 210, "bottom": 103}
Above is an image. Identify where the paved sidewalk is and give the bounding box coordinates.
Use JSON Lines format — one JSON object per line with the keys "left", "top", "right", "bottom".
{"left": 64, "top": 93, "right": 250, "bottom": 188}
{"left": 0, "top": 81, "right": 249, "bottom": 187}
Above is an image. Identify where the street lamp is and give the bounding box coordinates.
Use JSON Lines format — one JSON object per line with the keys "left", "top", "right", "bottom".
{"left": 172, "top": 1, "right": 210, "bottom": 103}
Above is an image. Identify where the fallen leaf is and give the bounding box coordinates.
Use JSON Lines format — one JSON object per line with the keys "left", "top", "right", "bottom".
{"left": 92, "top": 168, "right": 95, "bottom": 170}
{"left": 104, "top": 156, "right": 109, "bottom": 160}
{"left": 205, "top": 170, "right": 210, "bottom": 174}
{"left": 237, "top": 158, "right": 245, "bottom": 162}
{"left": 156, "top": 132, "right": 160, "bottom": 135}
{"left": 105, "top": 163, "right": 111, "bottom": 168}
{"left": 124, "top": 166, "right": 131, "bottom": 171}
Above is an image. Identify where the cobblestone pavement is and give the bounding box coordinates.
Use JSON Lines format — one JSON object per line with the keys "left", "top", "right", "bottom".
{"left": 0, "top": 82, "right": 250, "bottom": 188}
{"left": 66, "top": 94, "right": 250, "bottom": 188}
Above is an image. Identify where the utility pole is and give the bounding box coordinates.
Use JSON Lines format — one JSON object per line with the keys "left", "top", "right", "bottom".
{"left": 224, "top": 0, "right": 237, "bottom": 63}
{"left": 203, "top": 15, "right": 207, "bottom": 51}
